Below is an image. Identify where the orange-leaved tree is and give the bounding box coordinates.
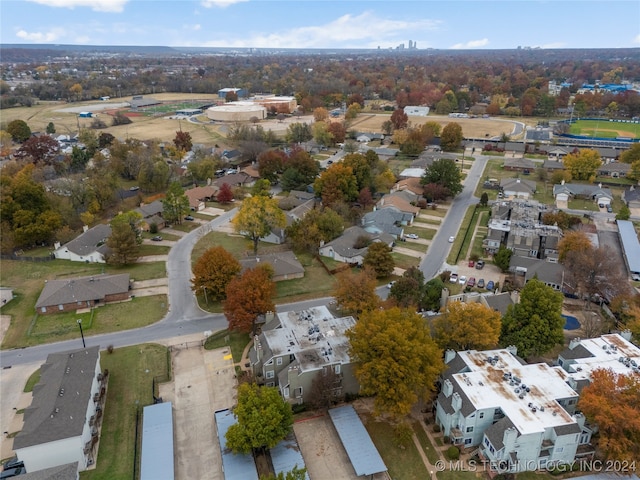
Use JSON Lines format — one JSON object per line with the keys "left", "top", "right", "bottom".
{"left": 577, "top": 368, "right": 640, "bottom": 461}
{"left": 333, "top": 267, "right": 379, "bottom": 318}
{"left": 224, "top": 265, "right": 275, "bottom": 334}
{"left": 191, "top": 246, "right": 241, "bottom": 303}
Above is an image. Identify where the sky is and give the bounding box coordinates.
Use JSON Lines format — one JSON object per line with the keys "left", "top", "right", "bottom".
{"left": 1, "top": 0, "right": 639, "bottom": 50}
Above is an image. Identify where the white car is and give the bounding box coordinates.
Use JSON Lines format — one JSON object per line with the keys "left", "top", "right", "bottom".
{"left": 405, "top": 234, "right": 419, "bottom": 239}
{"left": 458, "top": 275, "right": 467, "bottom": 285}
{"left": 448, "top": 236, "right": 455, "bottom": 243}
{"left": 449, "top": 273, "right": 458, "bottom": 284}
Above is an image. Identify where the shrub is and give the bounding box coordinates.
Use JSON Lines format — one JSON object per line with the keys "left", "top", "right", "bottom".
{"left": 292, "top": 403, "right": 307, "bottom": 414}
{"left": 443, "top": 435, "right": 450, "bottom": 443}
{"left": 446, "top": 445, "right": 460, "bottom": 460}
{"left": 393, "top": 422, "right": 413, "bottom": 448}
{"left": 107, "top": 345, "right": 114, "bottom": 354}
{"left": 432, "top": 424, "right": 441, "bottom": 433}
{"left": 149, "top": 223, "right": 158, "bottom": 234}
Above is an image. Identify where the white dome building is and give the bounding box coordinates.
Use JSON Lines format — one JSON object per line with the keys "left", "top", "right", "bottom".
{"left": 206, "top": 102, "right": 267, "bottom": 122}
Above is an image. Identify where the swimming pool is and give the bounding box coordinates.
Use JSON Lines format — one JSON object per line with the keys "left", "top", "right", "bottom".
{"left": 562, "top": 314, "right": 581, "bottom": 330}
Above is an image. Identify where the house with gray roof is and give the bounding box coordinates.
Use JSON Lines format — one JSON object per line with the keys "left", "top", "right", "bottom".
{"left": 622, "top": 185, "right": 640, "bottom": 209}
{"left": 503, "top": 157, "right": 536, "bottom": 172}
{"left": 248, "top": 306, "right": 359, "bottom": 405}
{"left": 319, "top": 226, "right": 394, "bottom": 265}
{"left": 35, "top": 273, "right": 130, "bottom": 315}
{"left": 14, "top": 346, "right": 106, "bottom": 473}
{"left": 543, "top": 160, "right": 565, "bottom": 172}
{"left": 240, "top": 252, "right": 304, "bottom": 282}
{"left": 19, "top": 462, "right": 79, "bottom": 480}
{"left": 435, "top": 347, "right": 594, "bottom": 473}
{"left": 500, "top": 178, "right": 536, "bottom": 199}
{"left": 552, "top": 182, "right": 613, "bottom": 206}
{"left": 597, "top": 161, "right": 630, "bottom": 178}
{"left": 53, "top": 224, "right": 111, "bottom": 264}
{"left": 362, "top": 206, "right": 413, "bottom": 238}
{"left": 134, "top": 200, "right": 165, "bottom": 230}
{"left": 509, "top": 255, "right": 564, "bottom": 291}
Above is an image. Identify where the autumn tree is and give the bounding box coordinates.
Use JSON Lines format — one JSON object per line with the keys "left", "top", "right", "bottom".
{"left": 434, "top": 301, "right": 502, "bottom": 350}
{"left": 577, "top": 369, "right": 640, "bottom": 462}
{"left": 7, "top": 119, "right": 31, "bottom": 142}
{"left": 257, "top": 149, "right": 286, "bottom": 184}
{"left": 390, "top": 109, "right": 408, "bottom": 130}
{"left": 14, "top": 135, "right": 59, "bottom": 165}
{"left": 562, "top": 149, "right": 602, "bottom": 181}
{"left": 173, "top": 130, "right": 193, "bottom": 153}
{"left": 280, "top": 148, "right": 320, "bottom": 192}
{"left": 363, "top": 242, "right": 394, "bottom": 278}
{"left": 112, "top": 112, "right": 132, "bottom": 126}
{"left": 619, "top": 143, "right": 640, "bottom": 164}
{"left": 313, "top": 163, "right": 358, "bottom": 207}
{"left": 286, "top": 207, "right": 343, "bottom": 253}
{"left": 224, "top": 265, "right": 276, "bottom": 334}
{"left": 192, "top": 246, "right": 241, "bottom": 303}
{"left": 312, "top": 121, "right": 332, "bottom": 147}
{"left": 217, "top": 183, "right": 234, "bottom": 203}
{"left": 106, "top": 211, "right": 143, "bottom": 265}
{"left": 0, "top": 130, "right": 12, "bottom": 157}
{"left": 557, "top": 230, "right": 593, "bottom": 262}
{"left": 313, "top": 107, "right": 329, "bottom": 122}
{"left": 225, "top": 383, "right": 293, "bottom": 454}
{"left": 327, "top": 121, "right": 346, "bottom": 145}
{"left": 162, "top": 181, "right": 190, "bottom": 225}
{"left": 500, "top": 278, "right": 564, "bottom": 358}
{"left": 389, "top": 267, "right": 425, "bottom": 308}
{"left": 347, "top": 307, "right": 444, "bottom": 418}
{"left": 421, "top": 158, "right": 463, "bottom": 197}
{"left": 233, "top": 196, "right": 286, "bottom": 255}
{"left": 333, "top": 267, "right": 379, "bottom": 317}
{"left": 440, "top": 122, "right": 463, "bottom": 151}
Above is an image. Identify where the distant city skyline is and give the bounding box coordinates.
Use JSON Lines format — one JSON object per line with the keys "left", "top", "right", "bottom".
{"left": 1, "top": 0, "right": 639, "bottom": 51}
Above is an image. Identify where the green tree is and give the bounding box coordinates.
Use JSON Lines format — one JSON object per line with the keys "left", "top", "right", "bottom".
{"left": 106, "top": 211, "right": 143, "bottom": 265}
{"left": 225, "top": 383, "right": 293, "bottom": 454}
{"left": 363, "top": 242, "right": 394, "bottom": 278}
{"left": 434, "top": 301, "right": 502, "bottom": 350}
{"left": 233, "top": 196, "right": 286, "bottom": 255}
{"left": 500, "top": 278, "right": 564, "bottom": 358}
{"left": 7, "top": 119, "right": 31, "bottom": 142}
{"left": 285, "top": 122, "right": 312, "bottom": 143}
{"left": 480, "top": 192, "right": 489, "bottom": 206}
{"left": 562, "top": 149, "right": 602, "bottom": 181}
{"left": 192, "top": 246, "right": 242, "bottom": 303}
{"left": 421, "top": 158, "right": 463, "bottom": 197}
{"left": 251, "top": 179, "right": 272, "bottom": 197}
{"left": 162, "top": 181, "right": 190, "bottom": 225}
{"left": 46, "top": 122, "right": 56, "bottom": 134}
{"left": 440, "top": 122, "right": 463, "bottom": 151}
{"left": 422, "top": 277, "right": 445, "bottom": 311}
{"left": 261, "top": 466, "right": 308, "bottom": 480}
{"left": 620, "top": 143, "right": 640, "bottom": 164}
{"left": 347, "top": 307, "right": 444, "bottom": 418}
{"left": 286, "top": 208, "right": 343, "bottom": 253}
{"left": 389, "top": 267, "right": 425, "bottom": 308}
{"left": 616, "top": 204, "right": 631, "bottom": 221}
{"left": 342, "top": 153, "right": 372, "bottom": 192}
{"left": 494, "top": 244, "right": 513, "bottom": 272}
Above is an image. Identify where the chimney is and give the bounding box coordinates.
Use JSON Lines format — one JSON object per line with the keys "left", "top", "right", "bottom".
{"left": 574, "top": 412, "right": 585, "bottom": 428}
{"left": 83, "top": 225, "right": 89, "bottom": 232}
{"left": 569, "top": 338, "right": 581, "bottom": 350}
{"left": 620, "top": 330, "right": 632, "bottom": 341}
{"left": 451, "top": 392, "right": 462, "bottom": 411}
{"left": 506, "top": 345, "right": 518, "bottom": 356}
{"left": 561, "top": 179, "right": 565, "bottom": 185}
{"left": 503, "top": 427, "right": 518, "bottom": 450}
{"left": 442, "top": 379, "right": 453, "bottom": 397}
{"left": 54, "top": 241, "right": 61, "bottom": 250}
{"left": 444, "top": 349, "right": 456, "bottom": 364}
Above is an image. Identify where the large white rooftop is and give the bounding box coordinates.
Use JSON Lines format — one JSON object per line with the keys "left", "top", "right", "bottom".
{"left": 452, "top": 349, "right": 578, "bottom": 435}
{"left": 263, "top": 306, "right": 355, "bottom": 372}
{"left": 563, "top": 333, "right": 640, "bottom": 381}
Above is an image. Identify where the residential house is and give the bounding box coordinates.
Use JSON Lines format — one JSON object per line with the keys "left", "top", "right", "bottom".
{"left": 500, "top": 178, "right": 536, "bottom": 199}
{"left": 372, "top": 147, "right": 398, "bottom": 158}
{"left": 547, "top": 147, "right": 573, "bottom": 161}
{"left": 399, "top": 167, "right": 426, "bottom": 179}
{"left": 542, "top": 160, "right": 565, "bottom": 172}
{"left": 504, "top": 142, "right": 527, "bottom": 155}
{"left": 594, "top": 147, "right": 620, "bottom": 162}
{"left": 552, "top": 183, "right": 613, "bottom": 207}
{"left": 440, "top": 290, "right": 517, "bottom": 316}
{"left": 20, "top": 462, "right": 79, "bottom": 480}
{"left": 503, "top": 157, "right": 536, "bottom": 172}
{"left": 185, "top": 185, "right": 218, "bottom": 211}
{"left": 597, "top": 161, "right": 630, "bottom": 178}
{"left": 391, "top": 177, "right": 424, "bottom": 196}
{"left": 53, "top": 224, "right": 111, "bottom": 264}
{"left": 355, "top": 132, "right": 384, "bottom": 143}
{"left": 509, "top": 256, "right": 564, "bottom": 291}
{"left": 362, "top": 206, "right": 413, "bottom": 238}
{"left": 135, "top": 200, "right": 165, "bottom": 230}
{"left": 376, "top": 192, "right": 420, "bottom": 219}
{"left": 240, "top": 164, "right": 261, "bottom": 182}
{"left": 484, "top": 199, "right": 561, "bottom": 260}
{"left": 13, "top": 346, "right": 107, "bottom": 473}
{"left": 319, "top": 226, "right": 394, "bottom": 265}
{"left": 213, "top": 172, "right": 254, "bottom": 189}
{"left": 221, "top": 149, "right": 242, "bottom": 165}
{"left": 249, "top": 306, "right": 359, "bottom": 404}
{"left": 1, "top": 287, "right": 14, "bottom": 306}
{"left": 239, "top": 252, "right": 304, "bottom": 282}
{"left": 35, "top": 273, "right": 130, "bottom": 315}
{"left": 435, "top": 347, "right": 594, "bottom": 473}
{"left": 622, "top": 186, "right": 640, "bottom": 209}
{"left": 617, "top": 220, "right": 640, "bottom": 281}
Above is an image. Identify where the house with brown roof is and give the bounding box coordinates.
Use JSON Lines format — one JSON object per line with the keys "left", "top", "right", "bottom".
{"left": 213, "top": 172, "right": 254, "bottom": 189}
{"left": 376, "top": 192, "right": 420, "bottom": 217}
{"left": 35, "top": 274, "right": 130, "bottom": 314}
{"left": 392, "top": 177, "right": 424, "bottom": 196}
{"left": 53, "top": 224, "right": 111, "bottom": 264}
{"left": 503, "top": 157, "right": 537, "bottom": 172}
{"left": 239, "top": 251, "right": 305, "bottom": 282}
{"left": 185, "top": 185, "right": 218, "bottom": 211}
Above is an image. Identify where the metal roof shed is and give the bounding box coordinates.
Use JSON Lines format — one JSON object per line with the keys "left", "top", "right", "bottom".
{"left": 141, "top": 402, "right": 174, "bottom": 480}
{"left": 270, "top": 433, "right": 310, "bottom": 480}
{"left": 328, "top": 405, "right": 387, "bottom": 477}
{"left": 617, "top": 220, "right": 640, "bottom": 275}
{"left": 214, "top": 409, "right": 259, "bottom": 480}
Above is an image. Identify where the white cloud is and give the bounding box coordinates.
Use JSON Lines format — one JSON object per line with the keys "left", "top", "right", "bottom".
{"left": 202, "top": 11, "right": 441, "bottom": 49}
{"left": 450, "top": 38, "right": 489, "bottom": 49}
{"left": 633, "top": 34, "right": 640, "bottom": 45}
{"left": 201, "top": 0, "right": 248, "bottom": 7}
{"left": 184, "top": 23, "right": 202, "bottom": 31}
{"left": 541, "top": 41, "right": 567, "bottom": 49}
{"left": 24, "top": 0, "right": 128, "bottom": 13}
{"left": 16, "top": 28, "right": 66, "bottom": 42}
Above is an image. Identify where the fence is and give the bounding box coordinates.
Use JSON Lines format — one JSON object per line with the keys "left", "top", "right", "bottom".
{"left": 0, "top": 254, "right": 53, "bottom": 262}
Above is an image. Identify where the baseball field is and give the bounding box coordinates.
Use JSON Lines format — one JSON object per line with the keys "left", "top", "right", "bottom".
{"left": 569, "top": 119, "right": 640, "bottom": 139}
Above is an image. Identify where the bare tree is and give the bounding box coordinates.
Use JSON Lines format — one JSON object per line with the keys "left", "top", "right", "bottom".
{"left": 308, "top": 368, "right": 343, "bottom": 409}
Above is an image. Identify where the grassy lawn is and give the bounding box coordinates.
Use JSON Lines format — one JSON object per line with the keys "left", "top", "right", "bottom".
{"left": 191, "top": 231, "right": 255, "bottom": 261}
{"left": 274, "top": 254, "right": 337, "bottom": 302}
{"left": 204, "top": 329, "right": 251, "bottom": 362}
{"left": 145, "top": 231, "right": 181, "bottom": 241}
{"left": 416, "top": 217, "right": 442, "bottom": 226}
{"left": 399, "top": 241, "right": 429, "bottom": 252}
{"left": 570, "top": 119, "right": 640, "bottom": 138}
{"left": 422, "top": 207, "right": 448, "bottom": 218}
{"left": 364, "top": 416, "right": 431, "bottom": 480}
{"left": 23, "top": 369, "right": 41, "bottom": 393}
{"left": 4, "top": 295, "right": 167, "bottom": 349}
{"left": 391, "top": 252, "right": 420, "bottom": 270}
{"left": 413, "top": 421, "right": 440, "bottom": 464}
{"left": 138, "top": 244, "right": 170, "bottom": 255}
{"left": 568, "top": 198, "right": 598, "bottom": 211}
{"left": 447, "top": 206, "right": 479, "bottom": 264}
{"left": 436, "top": 471, "right": 479, "bottom": 480}
{"left": 81, "top": 344, "right": 170, "bottom": 480}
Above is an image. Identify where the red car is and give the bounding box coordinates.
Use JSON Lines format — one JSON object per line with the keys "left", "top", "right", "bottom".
{"left": 468, "top": 260, "right": 475, "bottom": 267}
{"left": 467, "top": 277, "right": 476, "bottom": 287}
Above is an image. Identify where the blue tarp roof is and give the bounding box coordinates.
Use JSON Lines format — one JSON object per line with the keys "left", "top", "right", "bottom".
{"left": 617, "top": 220, "right": 640, "bottom": 274}
{"left": 214, "top": 409, "right": 259, "bottom": 480}
{"left": 328, "top": 405, "right": 387, "bottom": 477}
{"left": 141, "top": 402, "right": 174, "bottom": 480}
{"left": 270, "top": 433, "right": 310, "bottom": 480}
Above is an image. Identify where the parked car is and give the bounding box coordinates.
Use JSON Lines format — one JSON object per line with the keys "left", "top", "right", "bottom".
{"left": 486, "top": 280, "right": 495, "bottom": 291}
{"left": 475, "top": 260, "right": 485, "bottom": 270}
{"left": 607, "top": 205, "right": 613, "bottom": 213}
{"left": 448, "top": 236, "right": 455, "bottom": 243}
{"left": 0, "top": 467, "right": 25, "bottom": 479}
{"left": 184, "top": 215, "right": 194, "bottom": 221}
{"left": 151, "top": 235, "right": 163, "bottom": 241}
{"left": 467, "top": 277, "right": 476, "bottom": 287}
{"left": 477, "top": 278, "right": 485, "bottom": 288}
{"left": 468, "top": 260, "right": 475, "bottom": 267}
{"left": 405, "top": 233, "right": 419, "bottom": 239}
{"left": 449, "top": 273, "right": 458, "bottom": 284}
{"left": 458, "top": 275, "right": 467, "bottom": 285}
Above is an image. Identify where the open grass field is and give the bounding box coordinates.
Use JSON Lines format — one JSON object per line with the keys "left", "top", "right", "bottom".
{"left": 570, "top": 119, "right": 640, "bottom": 138}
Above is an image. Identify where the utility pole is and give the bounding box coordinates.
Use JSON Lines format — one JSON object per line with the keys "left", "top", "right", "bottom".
{"left": 77, "top": 319, "right": 86, "bottom": 348}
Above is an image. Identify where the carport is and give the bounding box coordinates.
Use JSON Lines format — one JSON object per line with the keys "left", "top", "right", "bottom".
{"left": 214, "top": 409, "right": 259, "bottom": 480}
{"left": 328, "top": 405, "right": 387, "bottom": 479}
